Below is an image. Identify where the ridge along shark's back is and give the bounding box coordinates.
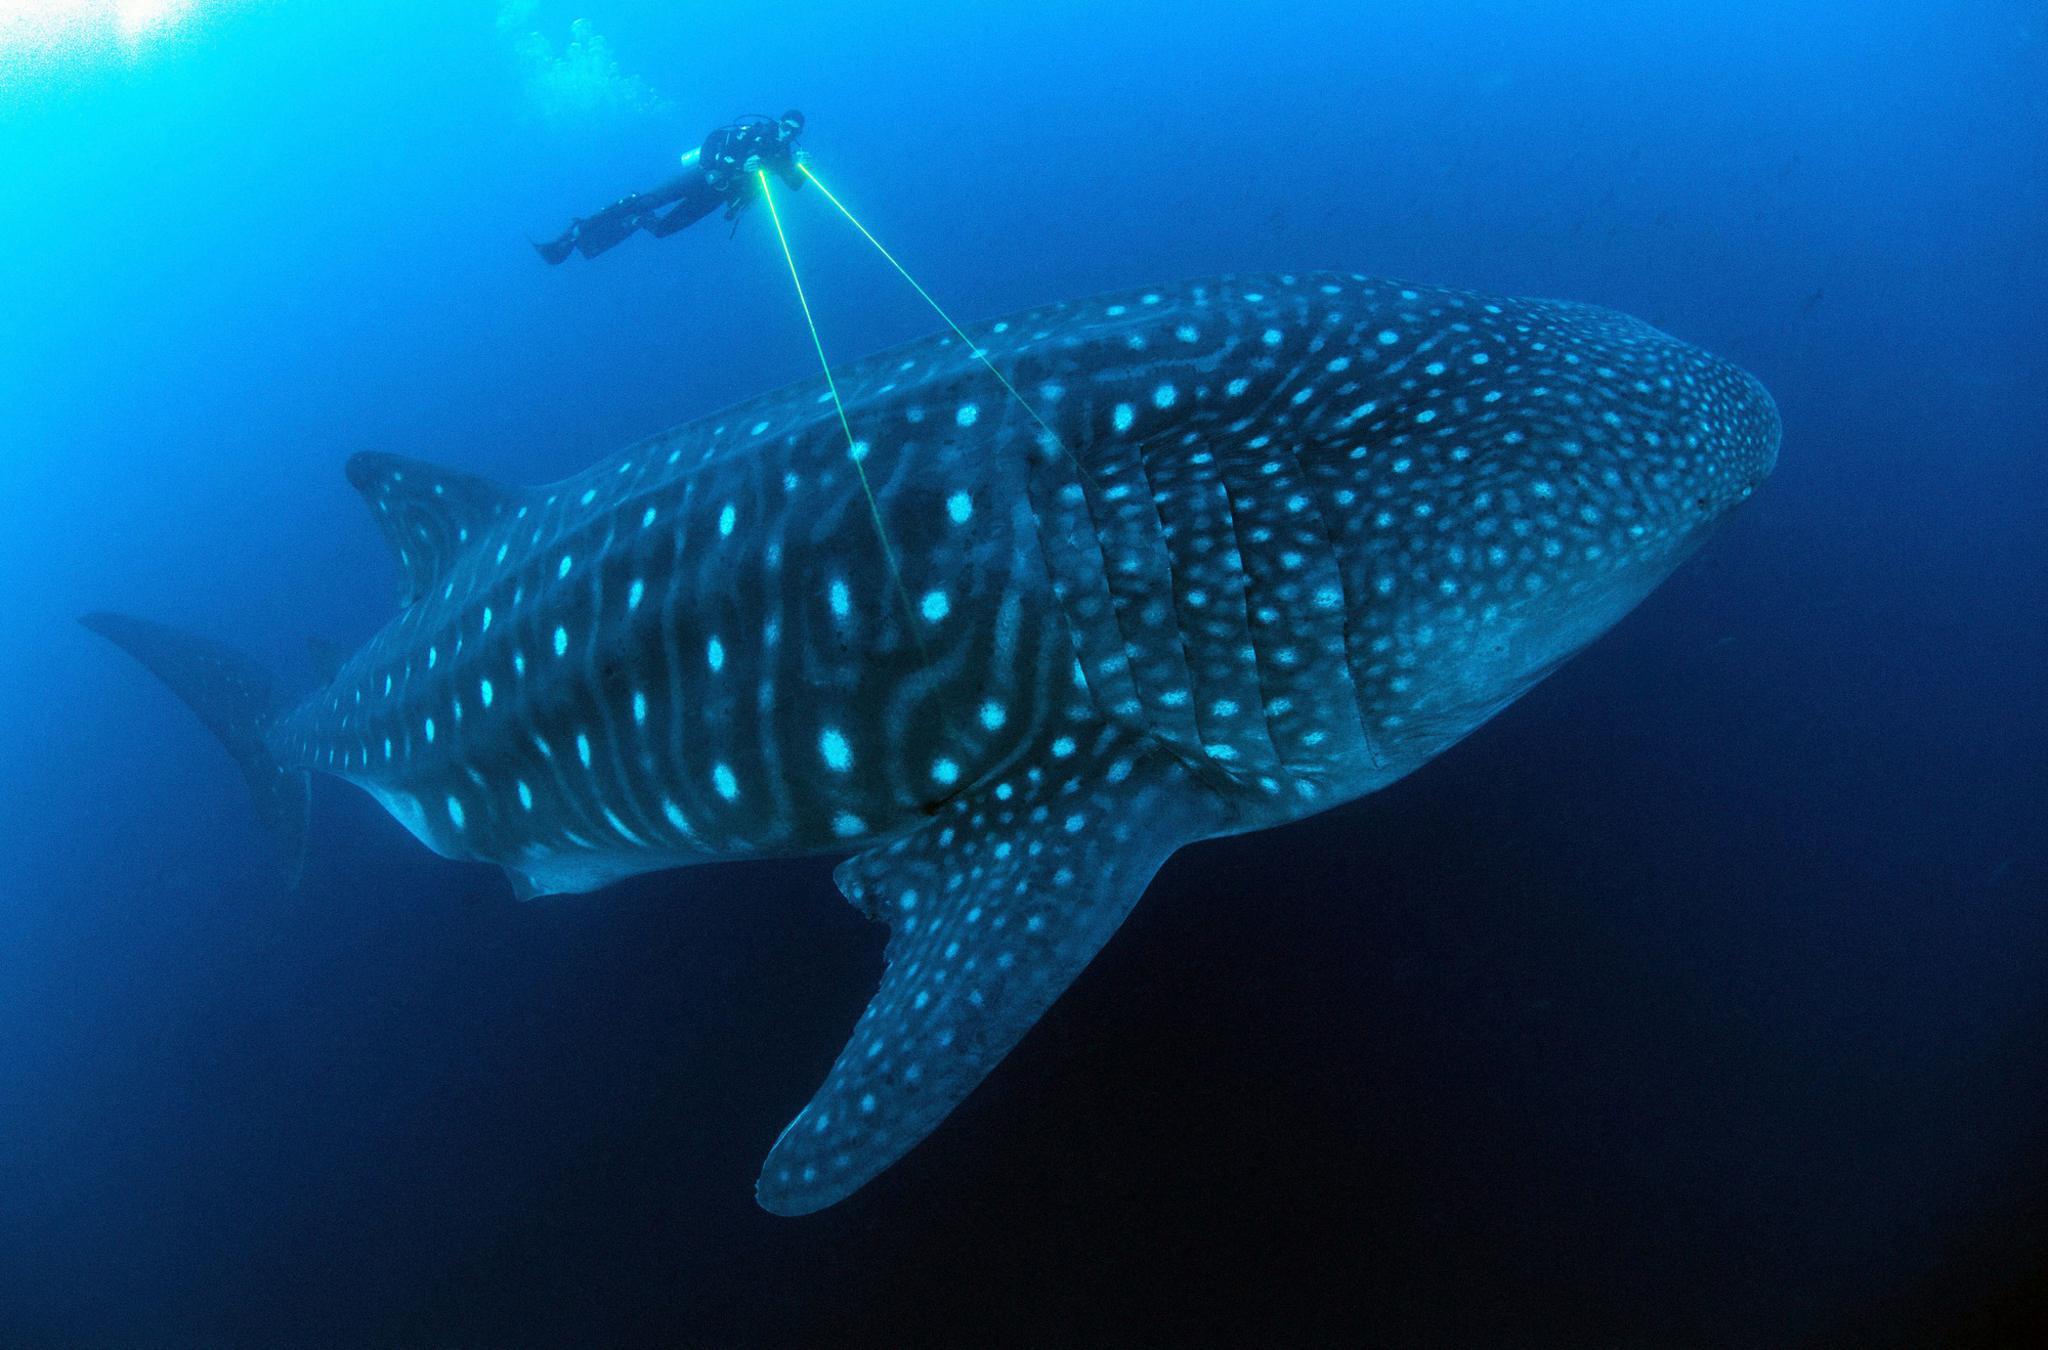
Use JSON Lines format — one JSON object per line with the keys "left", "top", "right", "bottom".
{"left": 84, "top": 271, "right": 1779, "bottom": 1216}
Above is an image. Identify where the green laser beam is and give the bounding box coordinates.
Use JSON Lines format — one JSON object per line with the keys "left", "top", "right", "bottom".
{"left": 798, "top": 162, "right": 1077, "bottom": 463}
{"left": 758, "top": 170, "right": 928, "bottom": 664}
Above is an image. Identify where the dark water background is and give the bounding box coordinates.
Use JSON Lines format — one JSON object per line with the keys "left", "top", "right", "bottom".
{"left": 2, "top": 2, "right": 2043, "bottom": 1344}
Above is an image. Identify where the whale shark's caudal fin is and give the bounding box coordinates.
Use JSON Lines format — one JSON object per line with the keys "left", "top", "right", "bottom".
{"left": 81, "top": 612, "right": 309, "bottom": 886}
{"left": 756, "top": 728, "right": 1229, "bottom": 1215}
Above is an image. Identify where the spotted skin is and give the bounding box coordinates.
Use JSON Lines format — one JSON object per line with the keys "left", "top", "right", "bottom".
{"left": 93, "top": 272, "right": 1778, "bottom": 1215}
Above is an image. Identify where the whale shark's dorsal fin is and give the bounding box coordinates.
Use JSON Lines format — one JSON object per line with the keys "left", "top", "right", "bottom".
{"left": 756, "top": 728, "right": 1229, "bottom": 1215}
{"left": 345, "top": 452, "right": 526, "bottom": 606}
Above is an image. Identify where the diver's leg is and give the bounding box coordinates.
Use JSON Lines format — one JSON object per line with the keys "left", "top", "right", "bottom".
{"left": 567, "top": 194, "right": 659, "bottom": 259}
{"left": 532, "top": 199, "right": 643, "bottom": 263}
{"left": 651, "top": 186, "right": 733, "bottom": 238}
{"left": 647, "top": 162, "right": 737, "bottom": 240}
{"left": 536, "top": 171, "right": 703, "bottom": 263}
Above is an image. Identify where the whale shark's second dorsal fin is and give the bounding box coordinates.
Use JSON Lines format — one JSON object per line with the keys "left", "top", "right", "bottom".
{"left": 345, "top": 452, "right": 526, "bottom": 606}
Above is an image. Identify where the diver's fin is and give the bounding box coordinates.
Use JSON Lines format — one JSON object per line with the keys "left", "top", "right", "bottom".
{"left": 306, "top": 635, "right": 347, "bottom": 684}
{"left": 81, "top": 612, "right": 309, "bottom": 887}
{"left": 755, "top": 727, "right": 1228, "bottom": 1216}
{"left": 344, "top": 452, "right": 526, "bottom": 606}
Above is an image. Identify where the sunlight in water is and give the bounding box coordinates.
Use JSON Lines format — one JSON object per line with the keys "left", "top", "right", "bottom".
{"left": 1, "top": 0, "right": 213, "bottom": 62}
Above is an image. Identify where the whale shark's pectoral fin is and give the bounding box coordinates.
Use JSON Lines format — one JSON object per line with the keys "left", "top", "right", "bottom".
{"left": 756, "top": 729, "right": 1228, "bottom": 1216}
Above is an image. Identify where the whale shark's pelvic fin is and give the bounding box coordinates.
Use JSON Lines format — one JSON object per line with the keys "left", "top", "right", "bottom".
{"left": 344, "top": 452, "right": 527, "bottom": 606}
{"left": 756, "top": 728, "right": 1227, "bottom": 1215}
{"left": 81, "top": 612, "right": 308, "bottom": 887}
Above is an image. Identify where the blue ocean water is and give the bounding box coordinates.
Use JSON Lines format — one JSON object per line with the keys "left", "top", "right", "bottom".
{"left": 2, "top": 1, "right": 2042, "bottom": 1344}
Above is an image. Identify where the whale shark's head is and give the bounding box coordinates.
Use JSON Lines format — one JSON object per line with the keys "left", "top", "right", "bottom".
{"left": 1613, "top": 328, "right": 1781, "bottom": 546}
{"left": 1291, "top": 289, "right": 1781, "bottom": 770}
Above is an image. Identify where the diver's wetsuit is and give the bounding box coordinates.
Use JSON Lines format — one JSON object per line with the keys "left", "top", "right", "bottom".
{"left": 535, "top": 114, "right": 805, "bottom": 264}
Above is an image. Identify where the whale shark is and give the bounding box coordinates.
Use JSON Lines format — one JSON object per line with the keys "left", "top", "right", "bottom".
{"left": 85, "top": 271, "right": 1778, "bottom": 1215}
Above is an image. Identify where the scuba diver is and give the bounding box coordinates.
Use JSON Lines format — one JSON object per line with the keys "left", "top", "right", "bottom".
{"left": 534, "top": 110, "right": 807, "bottom": 265}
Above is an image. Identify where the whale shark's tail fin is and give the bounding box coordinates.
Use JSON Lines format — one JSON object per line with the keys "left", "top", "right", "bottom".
{"left": 81, "top": 612, "right": 309, "bottom": 886}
